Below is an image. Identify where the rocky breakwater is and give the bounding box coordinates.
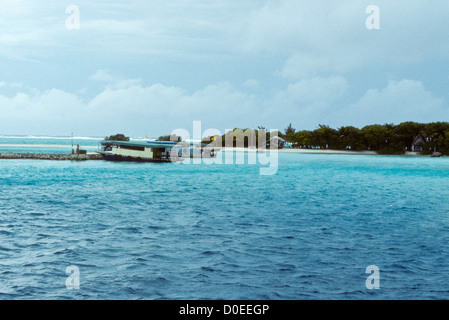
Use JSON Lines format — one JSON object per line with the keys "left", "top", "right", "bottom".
{"left": 0, "top": 153, "right": 103, "bottom": 161}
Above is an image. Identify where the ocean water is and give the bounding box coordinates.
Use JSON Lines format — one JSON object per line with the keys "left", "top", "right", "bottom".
{"left": 0, "top": 135, "right": 103, "bottom": 154}
{"left": 1, "top": 149, "right": 449, "bottom": 300}
{"left": 0, "top": 135, "right": 160, "bottom": 154}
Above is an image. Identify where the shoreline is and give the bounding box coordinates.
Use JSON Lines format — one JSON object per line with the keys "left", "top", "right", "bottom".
{"left": 0, "top": 146, "right": 433, "bottom": 161}
{"left": 0, "top": 143, "right": 425, "bottom": 156}
{"left": 0, "top": 152, "right": 103, "bottom": 161}
{"left": 0, "top": 144, "right": 97, "bottom": 149}
{"left": 220, "top": 147, "right": 377, "bottom": 155}
{"left": 219, "top": 147, "right": 424, "bottom": 156}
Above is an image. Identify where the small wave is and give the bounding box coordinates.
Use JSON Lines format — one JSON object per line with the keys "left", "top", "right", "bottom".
{"left": 201, "top": 266, "right": 218, "bottom": 272}
{"left": 115, "top": 226, "right": 141, "bottom": 234}
{"left": 147, "top": 225, "right": 164, "bottom": 230}
{"left": 277, "top": 263, "right": 297, "bottom": 272}
{"left": 202, "top": 250, "right": 221, "bottom": 256}
{"left": 53, "top": 248, "right": 76, "bottom": 255}
{"left": 0, "top": 135, "right": 103, "bottom": 140}
{"left": 135, "top": 257, "right": 148, "bottom": 262}
{"left": 22, "top": 263, "right": 38, "bottom": 267}
{"left": 28, "top": 212, "right": 46, "bottom": 217}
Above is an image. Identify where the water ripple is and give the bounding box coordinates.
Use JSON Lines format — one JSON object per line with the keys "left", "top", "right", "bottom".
{"left": 1, "top": 155, "right": 449, "bottom": 299}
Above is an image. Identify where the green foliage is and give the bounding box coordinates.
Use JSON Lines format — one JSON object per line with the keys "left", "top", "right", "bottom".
{"left": 221, "top": 128, "right": 264, "bottom": 148}
{"left": 155, "top": 121, "right": 449, "bottom": 155}
{"left": 376, "top": 143, "right": 406, "bottom": 155}
{"left": 280, "top": 121, "right": 449, "bottom": 155}
{"left": 157, "top": 134, "right": 181, "bottom": 142}
{"left": 284, "top": 123, "right": 296, "bottom": 136}
{"left": 338, "top": 126, "right": 366, "bottom": 151}
{"left": 292, "top": 130, "right": 312, "bottom": 148}
{"left": 310, "top": 125, "right": 339, "bottom": 149}
{"left": 105, "top": 133, "right": 130, "bottom": 141}
{"left": 360, "top": 124, "right": 394, "bottom": 151}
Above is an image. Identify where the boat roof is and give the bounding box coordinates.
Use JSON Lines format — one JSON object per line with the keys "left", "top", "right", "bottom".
{"left": 101, "top": 140, "right": 218, "bottom": 149}
{"left": 101, "top": 140, "right": 177, "bottom": 149}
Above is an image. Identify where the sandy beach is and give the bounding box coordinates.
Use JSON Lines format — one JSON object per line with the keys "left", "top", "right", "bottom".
{"left": 220, "top": 147, "right": 387, "bottom": 155}
{"left": 220, "top": 148, "right": 428, "bottom": 156}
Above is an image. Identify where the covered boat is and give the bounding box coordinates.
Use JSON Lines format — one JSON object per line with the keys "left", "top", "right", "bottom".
{"left": 97, "top": 140, "right": 183, "bottom": 163}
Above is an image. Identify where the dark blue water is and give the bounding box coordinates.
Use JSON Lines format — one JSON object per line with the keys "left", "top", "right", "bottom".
{"left": 1, "top": 153, "right": 449, "bottom": 299}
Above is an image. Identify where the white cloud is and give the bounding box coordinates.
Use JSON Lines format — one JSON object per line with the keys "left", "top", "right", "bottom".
{"left": 0, "top": 0, "right": 256, "bottom": 61}
{"left": 280, "top": 54, "right": 344, "bottom": 80}
{"left": 243, "top": 79, "right": 259, "bottom": 89}
{"left": 0, "top": 81, "right": 257, "bottom": 136}
{"left": 89, "top": 70, "right": 142, "bottom": 89}
{"left": 89, "top": 70, "right": 116, "bottom": 83}
{"left": 341, "top": 79, "right": 448, "bottom": 127}
{"left": 0, "top": 76, "right": 447, "bottom": 137}
{"left": 259, "top": 76, "right": 349, "bottom": 130}
{"left": 0, "top": 80, "right": 23, "bottom": 92}
{"left": 275, "top": 76, "right": 348, "bottom": 105}
{"left": 1, "top": 1, "right": 449, "bottom": 136}
{"left": 0, "top": 88, "right": 85, "bottom": 134}
{"left": 3, "top": 1, "right": 449, "bottom": 64}
{"left": 242, "top": 0, "right": 449, "bottom": 76}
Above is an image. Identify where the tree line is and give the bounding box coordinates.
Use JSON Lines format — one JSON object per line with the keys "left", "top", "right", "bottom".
{"left": 109, "top": 121, "right": 449, "bottom": 155}
{"left": 199, "top": 122, "right": 449, "bottom": 154}
{"left": 278, "top": 122, "right": 449, "bottom": 155}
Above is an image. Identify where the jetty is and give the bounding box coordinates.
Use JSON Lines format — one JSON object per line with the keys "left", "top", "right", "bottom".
{"left": 0, "top": 153, "right": 103, "bottom": 161}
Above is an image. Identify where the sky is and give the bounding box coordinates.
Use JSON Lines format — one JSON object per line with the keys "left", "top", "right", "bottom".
{"left": 1, "top": 0, "right": 449, "bottom": 138}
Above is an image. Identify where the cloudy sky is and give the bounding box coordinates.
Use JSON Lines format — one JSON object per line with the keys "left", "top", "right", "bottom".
{"left": 1, "top": 0, "right": 449, "bottom": 138}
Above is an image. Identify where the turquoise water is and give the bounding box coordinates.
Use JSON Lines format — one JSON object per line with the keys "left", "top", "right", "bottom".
{"left": 1, "top": 148, "right": 449, "bottom": 299}
{"left": 0, "top": 136, "right": 102, "bottom": 154}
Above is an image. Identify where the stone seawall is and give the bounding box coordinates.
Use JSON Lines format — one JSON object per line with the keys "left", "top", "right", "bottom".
{"left": 0, "top": 153, "right": 103, "bottom": 161}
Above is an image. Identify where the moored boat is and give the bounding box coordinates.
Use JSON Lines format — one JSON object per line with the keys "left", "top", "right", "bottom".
{"left": 97, "top": 140, "right": 183, "bottom": 163}
{"left": 97, "top": 140, "right": 219, "bottom": 163}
